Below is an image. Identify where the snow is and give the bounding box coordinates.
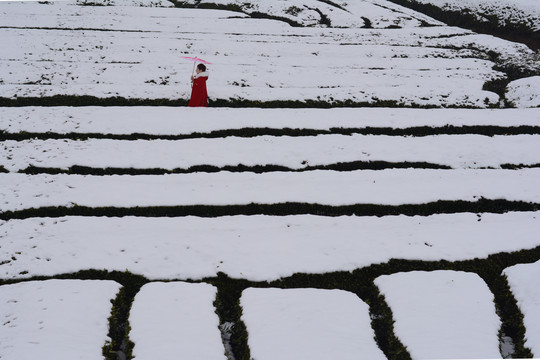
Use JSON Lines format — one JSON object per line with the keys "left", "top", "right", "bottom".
{"left": 1, "top": 169, "right": 539, "bottom": 212}
{"left": 2, "top": 107, "right": 540, "bottom": 135}
{"left": 0, "top": 279, "right": 121, "bottom": 360}
{"left": 2, "top": 3, "right": 537, "bottom": 107}
{"left": 507, "top": 76, "right": 540, "bottom": 108}
{"left": 240, "top": 287, "right": 386, "bottom": 360}
{"left": 375, "top": 270, "right": 502, "bottom": 359}
{"left": 1, "top": 212, "right": 538, "bottom": 281}
{"left": 2, "top": 134, "right": 540, "bottom": 172}
{"left": 503, "top": 260, "right": 540, "bottom": 356}
{"left": 129, "top": 282, "right": 227, "bottom": 360}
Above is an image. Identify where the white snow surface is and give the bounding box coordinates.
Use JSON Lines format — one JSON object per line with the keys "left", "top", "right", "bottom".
{"left": 2, "top": 3, "right": 537, "bottom": 107}
{"left": 507, "top": 76, "right": 540, "bottom": 108}
{"left": 375, "top": 270, "right": 502, "bottom": 359}
{"left": 504, "top": 260, "right": 540, "bottom": 356}
{"left": 1, "top": 169, "right": 539, "bottom": 212}
{"left": 2, "top": 134, "right": 540, "bottom": 171}
{"left": 1, "top": 212, "right": 538, "bottom": 281}
{"left": 240, "top": 287, "right": 386, "bottom": 360}
{"left": 2, "top": 107, "right": 540, "bottom": 135}
{"left": 129, "top": 282, "right": 226, "bottom": 360}
{"left": 0, "top": 279, "right": 121, "bottom": 360}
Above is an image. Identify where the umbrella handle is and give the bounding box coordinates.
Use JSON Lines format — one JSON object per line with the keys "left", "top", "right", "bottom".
{"left": 191, "top": 61, "right": 196, "bottom": 88}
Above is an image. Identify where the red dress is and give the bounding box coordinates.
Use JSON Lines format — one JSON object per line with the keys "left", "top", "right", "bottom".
{"left": 188, "top": 73, "right": 209, "bottom": 107}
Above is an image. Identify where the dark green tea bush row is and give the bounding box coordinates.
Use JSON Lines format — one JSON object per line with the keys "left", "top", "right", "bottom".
{"left": 1, "top": 246, "right": 538, "bottom": 359}
{"left": 3, "top": 125, "right": 540, "bottom": 142}
{"left": 15, "top": 162, "right": 540, "bottom": 176}
{"left": 1, "top": 200, "right": 539, "bottom": 221}
{"left": 0, "top": 95, "right": 489, "bottom": 109}
{"left": 18, "top": 161, "right": 451, "bottom": 176}
{"left": 0, "top": 25, "right": 155, "bottom": 33}
{"left": 0, "top": 83, "right": 534, "bottom": 110}
{"left": 501, "top": 163, "right": 540, "bottom": 170}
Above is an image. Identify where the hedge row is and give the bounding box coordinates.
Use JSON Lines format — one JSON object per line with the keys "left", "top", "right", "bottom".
{"left": 501, "top": 163, "right": 540, "bottom": 170}
{"left": 2, "top": 246, "right": 538, "bottom": 359}
{"left": 1, "top": 200, "right": 539, "bottom": 221}
{"left": 0, "top": 95, "right": 489, "bottom": 109}
{"left": 18, "top": 161, "right": 451, "bottom": 176}
{"left": 16, "top": 162, "right": 540, "bottom": 176}
{"left": 3, "top": 126, "right": 539, "bottom": 143}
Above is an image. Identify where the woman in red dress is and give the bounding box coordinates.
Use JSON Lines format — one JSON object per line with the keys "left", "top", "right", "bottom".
{"left": 188, "top": 64, "right": 209, "bottom": 107}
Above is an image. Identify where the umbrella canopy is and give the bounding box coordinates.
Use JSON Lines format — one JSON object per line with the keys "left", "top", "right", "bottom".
{"left": 180, "top": 56, "right": 212, "bottom": 64}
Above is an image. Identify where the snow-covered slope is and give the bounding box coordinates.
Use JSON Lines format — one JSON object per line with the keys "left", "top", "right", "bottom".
{"left": 412, "top": 0, "right": 540, "bottom": 32}
{"left": 1, "top": 213, "right": 539, "bottom": 281}
{"left": 1, "top": 1, "right": 540, "bottom": 359}
{"left": 2, "top": 107, "right": 539, "bottom": 135}
{"left": 129, "top": 282, "right": 226, "bottom": 359}
{"left": 4, "top": 134, "right": 540, "bottom": 172}
{"left": 1, "top": 2, "right": 537, "bottom": 107}
{"left": 0, "top": 279, "right": 121, "bottom": 360}
{"left": 179, "top": 0, "right": 442, "bottom": 28}
{"left": 375, "top": 270, "right": 502, "bottom": 359}
{"left": 504, "top": 261, "right": 540, "bottom": 357}
{"left": 507, "top": 76, "right": 540, "bottom": 108}
{"left": 1, "top": 169, "right": 539, "bottom": 212}
{"left": 240, "top": 288, "right": 386, "bottom": 360}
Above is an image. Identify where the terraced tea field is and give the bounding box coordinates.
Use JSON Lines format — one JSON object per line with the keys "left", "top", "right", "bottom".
{"left": 1, "top": 1, "right": 539, "bottom": 360}
{"left": 2, "top": 1, "right": 539, "bottom": 107}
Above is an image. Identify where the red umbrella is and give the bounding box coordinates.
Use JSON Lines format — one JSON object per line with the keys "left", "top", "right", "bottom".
{"left": 180, "top": 56, "right": 212, "bottom": 77}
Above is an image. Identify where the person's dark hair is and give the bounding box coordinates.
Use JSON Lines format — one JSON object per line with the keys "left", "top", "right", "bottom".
{"left": 197, "top": 63, "right": 206, "bottom": 72}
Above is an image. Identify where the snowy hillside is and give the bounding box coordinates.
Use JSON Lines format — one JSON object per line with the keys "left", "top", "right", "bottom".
{"left": 177, "top": 0, "right": 442, "bottom": 28}
{"left": 410, "top": 0, "right": 540, "bottom": 32}
{"left": 1, "top": 1, "right": 539, "bottom": 107}
{"left": 1, "top": 1, "right": 540, "bottom": 360}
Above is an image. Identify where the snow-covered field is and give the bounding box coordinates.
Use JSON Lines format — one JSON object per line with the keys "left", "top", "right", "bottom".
{"left": 1, "top": 1, "right": 540, "bottom": 359}
{"left": 2, "top": 169, "right": 539, "bottom": 211}
{"left": 3, "top": 134, "right": 540, "bottom": 171}
{"left": 375, "top": 270, "right": 502, "bottom": 359}
{"left": 240, "top": 287, "right": 386, "bottom": 360}
{"left": 129, "top": 282, "right": 226, "bottom": 360}
{"left": 507, "top": 76, "right": 540, "bottom": 108}
{"left": 179, "top": 0, "right": 442, "bottom": 28}
{"left": 0, "top": 279, "right": 121, "bottom": 360}
{"left": 413, "top": 0, "right": 540, "bottom": 32}
{"left": 1, "top": 2, "right": 538, "bottom": 107}
{"left": 1, "top": 212, "right": 538, "bottom": 281}
{"left": 504, "top": 261, "right": 540, "bottom": 356}
{"left": 2, "top": 107, "right": 540, "bottom": 135}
